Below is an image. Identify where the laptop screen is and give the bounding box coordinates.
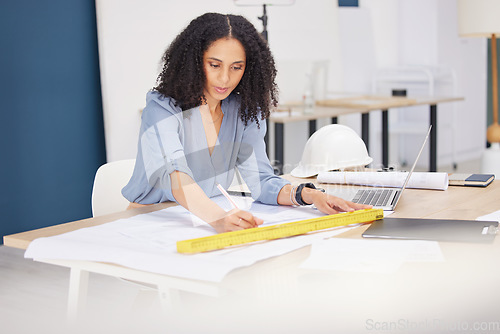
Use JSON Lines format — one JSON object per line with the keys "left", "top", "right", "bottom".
{"left": 391, "top": 125, "right": 432, "bottom": 207}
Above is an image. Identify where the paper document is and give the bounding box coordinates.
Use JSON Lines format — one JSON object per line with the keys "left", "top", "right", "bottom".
{"left": 300, "top": 238, "right": 444, "bottom": 274}
{"left": 476, "top": 209, "right": 500, "bottom": 223}
{"left": 25, "top": 197, "right": 360, "bottom": 282}
{"left": 317, "top": 171, "right": 449, "bottom": 190}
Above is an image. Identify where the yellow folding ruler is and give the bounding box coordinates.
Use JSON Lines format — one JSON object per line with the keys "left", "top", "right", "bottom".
{"left": 177, "top": 208, "right": 383, "bottom": 254}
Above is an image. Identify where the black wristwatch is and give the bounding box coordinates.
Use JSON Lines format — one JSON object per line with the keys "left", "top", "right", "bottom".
{"left": 295, "top": 183, "right": 317, "bottom": 206}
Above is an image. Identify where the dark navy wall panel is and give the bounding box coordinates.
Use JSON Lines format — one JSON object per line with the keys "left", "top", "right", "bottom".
{"left": 339, "top": 0, "right": 359, "bottom": 7}
{"left": 0, "top": 0, "right": 106, "bottom": 241}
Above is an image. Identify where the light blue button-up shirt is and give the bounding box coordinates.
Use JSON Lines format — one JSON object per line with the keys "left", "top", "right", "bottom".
{"left": 122, "top": 91, "right": 289, "bottom": 205}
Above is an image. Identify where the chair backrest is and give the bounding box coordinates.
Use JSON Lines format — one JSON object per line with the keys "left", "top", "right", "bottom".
{"left": 91, "top": 159, "right": 136, "bottom": 217}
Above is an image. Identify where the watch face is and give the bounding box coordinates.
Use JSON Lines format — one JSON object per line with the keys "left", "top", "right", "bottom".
{"left": 296, "top": 183, "right": 316, "bottom": 206}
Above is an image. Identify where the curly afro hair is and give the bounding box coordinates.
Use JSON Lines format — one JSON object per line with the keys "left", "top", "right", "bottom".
{"left": 154, "top": 12, "right": 278, "bottom": 126}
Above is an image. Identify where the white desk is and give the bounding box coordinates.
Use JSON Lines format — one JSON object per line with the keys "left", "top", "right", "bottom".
{"left": 4, "top": 178, "right": 500, "bottom": 332}
{"left": 271, "top": 96, "right": 464, "bottom": 173}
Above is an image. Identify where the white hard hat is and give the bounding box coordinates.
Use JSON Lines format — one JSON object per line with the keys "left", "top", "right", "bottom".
{"left": 291, "top": 124, "right": 373, "bottom": 178}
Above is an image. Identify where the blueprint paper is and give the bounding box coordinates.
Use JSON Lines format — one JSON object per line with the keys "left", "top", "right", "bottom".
{"left": 25, "top": 197, "right": 358, "bottom": 282}
{"left": 317, "top": 171, "right": 449, "bottom": 190}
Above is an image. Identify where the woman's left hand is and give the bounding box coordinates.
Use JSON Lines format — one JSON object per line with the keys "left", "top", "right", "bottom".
{"left": 306, "top": 189, "right": 372, "bottom": 215}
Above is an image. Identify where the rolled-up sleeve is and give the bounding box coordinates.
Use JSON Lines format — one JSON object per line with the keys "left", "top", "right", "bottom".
{"left": 142, "top": 123, "right": 192, "bottom": 196}
{"left": 122, "top": 94, "right": 194, "bottom": 203}
{"left": 237, "top": 119, "right": 289, "bottom": 204}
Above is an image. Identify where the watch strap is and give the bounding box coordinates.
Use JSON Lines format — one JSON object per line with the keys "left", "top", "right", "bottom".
{"left": 295, "top": 183, "right": 316, "bottom": 205}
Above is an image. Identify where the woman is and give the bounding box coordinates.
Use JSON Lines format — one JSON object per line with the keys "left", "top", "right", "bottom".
{"left": 122, "top": 13, "right": 369, "bottom": 233}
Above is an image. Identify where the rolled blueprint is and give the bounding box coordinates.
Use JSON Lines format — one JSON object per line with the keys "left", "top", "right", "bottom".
{"left": 317, "top": 171, "right": 449, "bottom": 190}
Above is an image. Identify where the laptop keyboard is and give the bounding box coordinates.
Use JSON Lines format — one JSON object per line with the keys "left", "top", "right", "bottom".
{"left": 352, "top": 189, "right": 393, "bottom": 206}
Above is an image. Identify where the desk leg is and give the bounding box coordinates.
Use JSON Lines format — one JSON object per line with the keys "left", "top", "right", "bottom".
{"left": 158, "top": 285, "right": 181, "bottom": 314}
{"left": 265, "top": 119, "right": 270, "bottom": 157}
{"left": 362, "top": 113, "right": 370, "bottom": 152}
{"left": 382, "top": 109, "right": 389, "bottom": 168}
{"left": 274, "top": 122, "right": 284, "bottom": 174}
{"left": 430, "top": 104, "right": 437, "bottom": 172}
{"left": 309, "top": 120, "right": 317, "bottom": 137}
{"left": 131, "top": 286, "right": 159, "bottom": 313}
{"left": 67, "top": 267, "right": 89, "bottom": 324}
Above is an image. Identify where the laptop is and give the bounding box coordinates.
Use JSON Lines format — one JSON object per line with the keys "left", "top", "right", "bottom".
{"left": 328, "top": 126, "right": 432, "bottom": 211}
{"left": 362, "top": 217, "right": 498, "bottom": 243}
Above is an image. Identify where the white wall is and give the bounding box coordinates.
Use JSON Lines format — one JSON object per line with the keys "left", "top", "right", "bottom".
{"left": 437, "top": 0, "right": 486, "bottom": 161}
{"left": 96, "top": 0, "right": 342, "bottom": 167}
{"left": 360, "top": 0, "right": 399, "bottom": 67}
{"left": 359, "top": 0, "right": 486, "bottom": 169}
{"left": 96, "top": 0, "right": 257, "bottom": 162}
{"left": 400, "top": 0, "right": 485, "bottom": 167}
{"left": 96, "top": 0, "right": 486, "bottom": 172}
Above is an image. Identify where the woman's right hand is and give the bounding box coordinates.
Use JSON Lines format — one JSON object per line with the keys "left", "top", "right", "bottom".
{"left": 210, "top": 209, "right": 263, "bottom": 233}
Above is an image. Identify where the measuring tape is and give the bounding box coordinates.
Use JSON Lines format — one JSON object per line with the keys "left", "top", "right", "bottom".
{"left": 177, "top": 208, "right": 383, "bottom": 254}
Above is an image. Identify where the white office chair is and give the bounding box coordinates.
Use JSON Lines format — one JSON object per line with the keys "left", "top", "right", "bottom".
{"left": 91, "top": 159, "right": 136, "bottom": 217}
{"left": 91, "top": 158, "right": 168, "bottom": 309}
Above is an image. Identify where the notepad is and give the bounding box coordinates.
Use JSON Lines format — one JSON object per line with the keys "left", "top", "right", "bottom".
{"left": 448, "top": 173, "right": 495, "bottom": 187}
